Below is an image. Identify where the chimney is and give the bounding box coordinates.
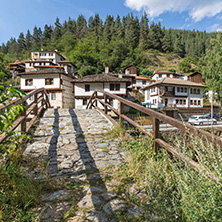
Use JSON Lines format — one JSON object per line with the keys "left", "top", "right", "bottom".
{"left": 105, "top": 65, "right": 109, "bottom": 74}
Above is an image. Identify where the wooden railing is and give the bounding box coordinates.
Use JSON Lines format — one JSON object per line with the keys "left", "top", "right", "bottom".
{"left": 87, "top": 90, "right": 221, "bottom": 181}
{"left": 0, "top": 88, "right": 50, "bottom": 143}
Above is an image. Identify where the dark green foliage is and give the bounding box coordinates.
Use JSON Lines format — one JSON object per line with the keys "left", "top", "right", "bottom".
{"left": 0, "top": 13, "right": 216, "bottom": 78}
{"left": 202, "top": 32, "right": 222, "bottom": 104}
{"left": 178, "top": 56, "right": 194, "bottom": 73}
{"left": 174, "top": 35, "right": 185, "bottom": 58}
{"left": 0, "top": 53, "right": 11, "bottom": 83}
{"left": 31, "top": 26, "right": 42, "bottom": 51}
{"left": 25, "top": 30, "right": 32, "bottom": 51}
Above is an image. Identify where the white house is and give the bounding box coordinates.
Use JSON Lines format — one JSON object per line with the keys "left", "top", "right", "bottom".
{"left": 71, "top": 74, "right": 129, "bottom": 109}
{"left": 151, "top": 71, "right": 181, "bottom": 81}
{"left": 143, "top": 77, "right": 206, "bottom": 108}
{"left": 18, "top": 68, "right": 74, "bottom": 108}
{"left": 25, "top": 50, "right": 75, "bottom": 76}
{"left": 19, "top": 50, "right": 75, "bottom": 108}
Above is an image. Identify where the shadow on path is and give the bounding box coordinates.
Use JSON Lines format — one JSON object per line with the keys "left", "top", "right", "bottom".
{"left": 69, "top": 109, "right": 112, "bottom": 221}
{"left": 47, "top": 108, "right": 59, "bottom": 175}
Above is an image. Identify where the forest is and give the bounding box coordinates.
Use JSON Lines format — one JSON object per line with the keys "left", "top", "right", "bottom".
{"left": 0, "top": 13, "right": 218, "bottom": 78}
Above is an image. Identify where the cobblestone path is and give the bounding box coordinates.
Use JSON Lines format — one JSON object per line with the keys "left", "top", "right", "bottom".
{"left": 23, "top": 108, "right": 131, "bottom": 221}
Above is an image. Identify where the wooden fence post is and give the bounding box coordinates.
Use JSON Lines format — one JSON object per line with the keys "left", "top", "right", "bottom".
{"left": 119, "top": 101, "right": 124, "bottom": 126}
{"left": 95, "top": 91, "right": 98, "bottom": 107}
{"left": 152, "top": 117, "right": 160, "bottom": 153}
{"left": 41, "top": 92, "right": 44, "bottom": 108}
{"left": 21, "top": 101, "right": 27, "bottom": 132}
{"left": 104, "top": 94, "right": 108, "bottom": 114}
{"left": 33, "top": 93, "right": 38, "bottom": 116}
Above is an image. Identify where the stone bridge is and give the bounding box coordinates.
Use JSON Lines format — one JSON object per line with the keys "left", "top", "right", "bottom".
{"left": 23, "top": 108, "right": 130, "bottom": 221}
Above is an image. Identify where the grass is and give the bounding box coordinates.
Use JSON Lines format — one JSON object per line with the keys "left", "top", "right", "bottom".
{"left": 110, "top": 127, "right": 222, "bottom": 221}
{"left": 0, "top": 162, "right": 40, "bottom": 221}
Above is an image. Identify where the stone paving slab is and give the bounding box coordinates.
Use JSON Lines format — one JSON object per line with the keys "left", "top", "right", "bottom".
{"left": 23, "top": 108, "right": 132, "bottom": 221}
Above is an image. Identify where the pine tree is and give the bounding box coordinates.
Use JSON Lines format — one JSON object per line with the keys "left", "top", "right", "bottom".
{"left": 31, "top": 27, "right": 41, "bottom": 50}
{"left": 162, "top": 29, "right": 173, "bottom": 52}
{"left": 51, "top": 17, "right": 62, "bottom": 40}
{"left": 174, "top": 35, "right": 185, "bottom": 57}
{"left": 17, "top": 32, "right": 25, "bottom": 54}
{"left": 41, "top": 25, "right": 52, "bottom": 47}
{"left": 25, "top": 30, "right": 32, "bottom": 51}
{"left": 103, "top": 15, "right": 114, "bottom": 42}
{"left": 113, "top": 15, "right": 122, "bottom": 38}
{"left": 139, "top": 11, "right": 149, "bottom": 49}
{"left": 76, "top": 15, "right": 87, "bottom": 39}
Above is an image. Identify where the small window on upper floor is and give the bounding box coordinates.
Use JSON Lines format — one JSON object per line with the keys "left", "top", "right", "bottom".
{"left": 110, "top": 84, "right": 120, "bottom": 91}
{"left": 85, "top": 84, "right": 90, "bottom": 92}
{"left": 185, "top": 88, "right": 187, "bottom": 93}
{"left": 45, "top": 78, "right": 54, "bottom": 85}
{"left": 142, "top": 80, "right": 146, "bottom": 85}
{"left": 25, "top": 79, "right": 33, "bottom": 86}
{"left": 159, "top": 74, "right": 162, "bottom": 78}
{"left": 177, "top": 87, "right": 180, "bottom": 92}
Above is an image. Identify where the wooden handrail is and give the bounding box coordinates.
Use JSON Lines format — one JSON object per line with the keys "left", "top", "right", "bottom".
{"left": 87, "top": 89, "right": 221, "bottom": 181}
{"left": 0, "top": 88, "right": 51, "bottom": 143}
{"left": 89, "top": 90, "right": 222, "bottom": 147}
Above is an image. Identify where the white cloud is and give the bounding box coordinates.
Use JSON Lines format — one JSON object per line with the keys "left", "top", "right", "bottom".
{"left": 125, "top": 0, "right": 222, "bottom": 22}
{"left": 207, "top": 23, "right": 222, "bottom": 32}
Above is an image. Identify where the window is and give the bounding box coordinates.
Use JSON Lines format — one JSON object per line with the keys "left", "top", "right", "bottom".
{"left": 142, "top": 80, "right": 146, "bottom": 85}
{"left": 151, "top": 87, "right": 155, "bottom": 93}
{"left": 30, "top": 96, "right": 33, "bottom": 101}
{"left": 190, "top": 88, "right": 193, "bottom": 94}
{"left": 197, "top": 89, "right": 200, "bottom": 94}
{"left": 190, "top": 100, "right": 193, "bottom": 105}
{"left": 85, "top": 84, "right": 90, "bottom": 92}
{"left": 198, "top": 100, "right": 201, "bottom": 105}
{"left": 110, "top": 84, "right": 120, "bottom": 91}
{"left": 181, "top": 87, "right": 184, "bottom": 93}
{"left": 194, "top": 88, "right": 196, "bottom": 94}
{"left": 185, "top": 88, "right": 187, "bottom": 93}
{"left": 194, "top": 100, "right": 197, "bottom": 105}
{"left": 51, "top": 93, "right": 56, "bottom": 100}
{"left": 183, "top": 100, "right": 186, "bottom": 105}
{"left": 176, "top": 99, "right": 179, "bottom": 104}
{"left": 45, "top": 78, "right": 54, "bottom": 85}
{"left": 83, "top": 99, "right": 87, "bottom": 105}
{"left": 177, "top": 87, "right": 180, "bottom": 92}
{"left": 180, "top": 100, "right": 183, "bottom": 105}
{"left": 25, "top": 79, "right": 33, "bottom": 86}
{"left": 159, "top": 74, "right": 162, "bottom": 78}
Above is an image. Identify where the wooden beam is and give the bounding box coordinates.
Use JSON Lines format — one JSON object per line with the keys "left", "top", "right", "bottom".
{"left": 95, "top": 90, "right": 222, "bottom": 148}
{"left": 152, "top": 118, "right": 160, "bottom": 152}
{"left": 121, "top": 114, "right": 152, "bottom": 137}
{"left": 119, "top": 102, "right": 124, "bottom": 126}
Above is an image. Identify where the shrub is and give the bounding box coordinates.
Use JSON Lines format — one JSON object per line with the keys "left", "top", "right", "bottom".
{"left": 115, "top": 133, "right": 222, "bottom": 221}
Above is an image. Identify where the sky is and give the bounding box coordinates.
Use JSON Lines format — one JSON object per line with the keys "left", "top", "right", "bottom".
{"left": 0, "top": 0, "right": 222, "bottom": 45}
